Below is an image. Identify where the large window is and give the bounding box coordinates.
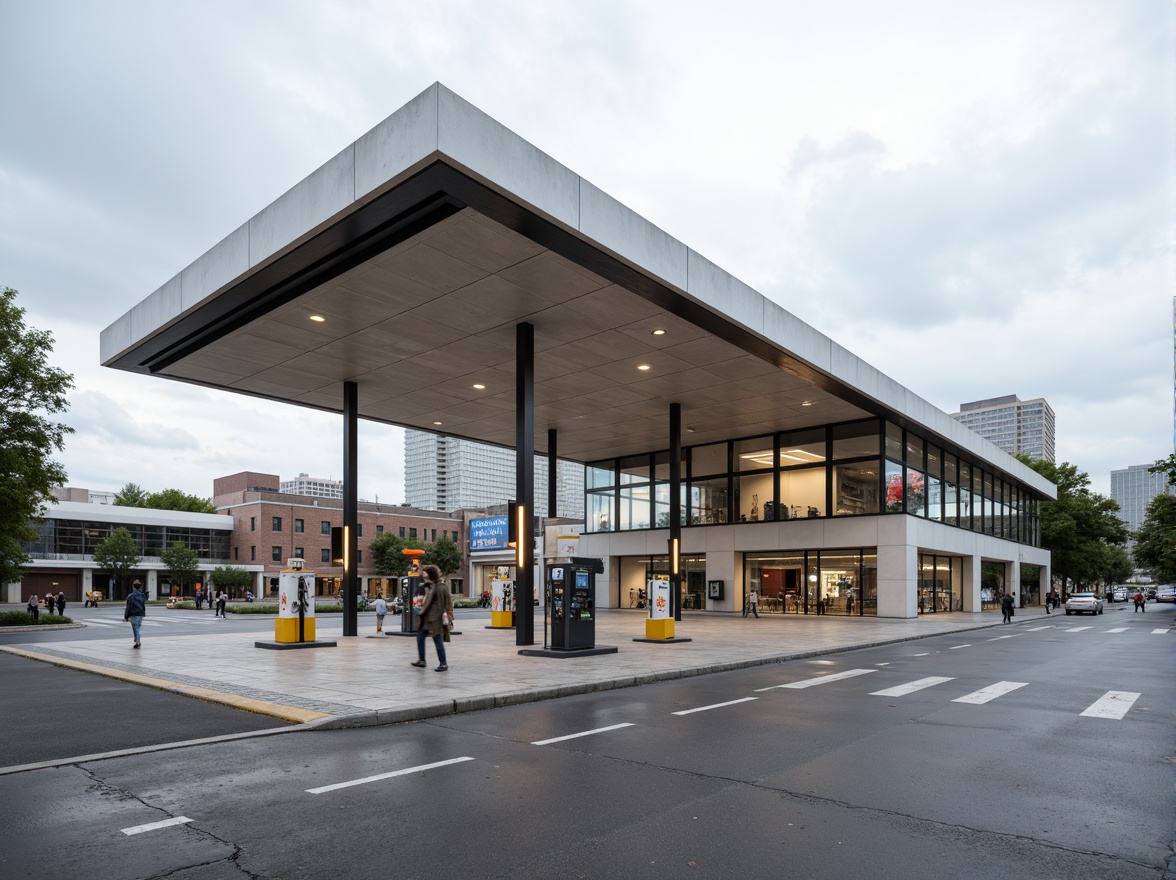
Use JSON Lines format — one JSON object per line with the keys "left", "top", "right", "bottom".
{"left": 746, "top": 549, "right": 877, "bottom": 616}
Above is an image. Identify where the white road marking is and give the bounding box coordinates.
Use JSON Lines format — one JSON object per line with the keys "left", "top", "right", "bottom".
{"left": 913, "top": 652, "right": 931, "bottom": 657}
{"left": 1025, "top": 626, "right": 1052, "bottom": 631}
{"left": 532, "top": 723, "right": 635, "bottom": 745}
{"left": 1080, "top": 691, "right": 1140, "bottom": 720}
{"left": 756, "top": 669, "right": 876, "bottom": 691}
{"left": 1105, "top": 627, "right": 1128, "bottom": 633}
{"left": 875, "top": 662, "right": 890, "bottom": 666}
{"left": 672, "top": 697, "right": 758, "bottom": 715}
{"left": 121, "top": 816, "right": 193, "bottom": 836}
{"left": 1065, "top": 627, "right": 1092, "bottom": 632}
{"left": 949, "top": 644, "right": 971, "bottom": 650}
{"left": 870, "top": 676, "right": 954, "bottom": 697}
{"left": 1153, "top": 629, "right": 1169, "bottom": 635}
{"left": 952, "top": 681, "right": 1028, "bottom": 704}
{"left": 80, "top": 619, "right": 116, "bottom": 627}
{"left": 306, "top": 757, "right": 474, "bottom": 794}
{"left": 988, "top": 635, "right": 1015, "bottom": 641}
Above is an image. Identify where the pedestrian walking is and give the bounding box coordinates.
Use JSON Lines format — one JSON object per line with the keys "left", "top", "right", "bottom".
{"left": 124, "top": 580, "right": 146, "bottom": 648}
{"left": 56, "top": 592, "right": 66, "bottom": 616}
{"left": 1000, "top": 591, "right": 1014, "bottom": 623}
{"left": 26, "top": 594, "right": 39, "bottom": 622}
{"left": 743, "top": 589, "right": 759, "bottom": 618}
{"left": 410, "top": 564, "right": 452, "bottom": 671}
{"left": 1134, "top": 589, "right": 1145, "bottom": 612}
{"left": 216, "top": 590, "right": 227, "bottom": 618}
{"left": 195, "top": 588, "right": 204, "bottom": 610}
{"left": 374, "top": 593, "right": 388, "bottom": 633}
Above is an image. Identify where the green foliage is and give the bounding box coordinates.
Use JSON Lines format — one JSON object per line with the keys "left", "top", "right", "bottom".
{"left": 1148, "top": 453, "right": 1176, "bottom": 487}
{"left": 114, "top": 482, "right": 148, "bottom": 507}
{"left": 92, "top": 527, "right": 141, "bottom": 592}
{"left": 210, "top": 565, "right": 253, "bottom": 590}
{"left": 116, "top": 485, "right": 216, "bottom": 513}
{"left": 1133, "top": 493, "right": 1176, "bottom": 584}
{"left": 422, "top": 530, "right": 463, "bottom": 577}
{"left": 225, "top": 603, "right": 279, "bottom": 614}
{"left": 0, "top": 288, "right": 74, "bottom": 585}
{"left": 160, "top": 542, "right": 200, "bottom": 591}
{"left": 1016, "top": 456, "right": 1129, "bottom": 590}
{"left": 0, "top": 611, "right": 74, "bottom": 626}
{"left": 369, "top": 531, "right": 422, "bottom": 577}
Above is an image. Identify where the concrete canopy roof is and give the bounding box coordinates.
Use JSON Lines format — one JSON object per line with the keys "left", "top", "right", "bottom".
{"left": 101, "top": 83, "right": 1055, "bottom": 500}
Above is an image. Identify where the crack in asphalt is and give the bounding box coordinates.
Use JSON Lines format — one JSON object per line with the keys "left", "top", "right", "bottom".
{"left": 79, "top": 764, "right": 262, "bottom": 880}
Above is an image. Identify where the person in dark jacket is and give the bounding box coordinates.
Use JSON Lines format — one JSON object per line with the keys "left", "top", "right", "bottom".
{"left": 56, "top": 592, "right": 66, "bottom": 616}
{"left": 410, "top": 565, "right": 452, "bottom": 671}
{"left": 124, "top": 580, "right": 147, "bottom": 648}
{"left": 1000, "top": 591, "right": 1014, "bottom": 624}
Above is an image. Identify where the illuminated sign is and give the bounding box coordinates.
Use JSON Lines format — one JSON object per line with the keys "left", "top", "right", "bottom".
{"left": 470, "top": 516, "right": 509, "bottom": 551}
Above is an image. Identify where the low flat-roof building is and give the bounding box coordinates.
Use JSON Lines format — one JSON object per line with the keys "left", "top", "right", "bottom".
{"left": 100, "top": 83, "right": 1053, "bottom": 635}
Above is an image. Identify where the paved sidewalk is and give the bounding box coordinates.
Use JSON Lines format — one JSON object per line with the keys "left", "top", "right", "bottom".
{"left": 0, "top": 606, "right": 1076, "bottom": 729}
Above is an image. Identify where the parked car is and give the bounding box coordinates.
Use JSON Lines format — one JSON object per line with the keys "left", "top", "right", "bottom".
{"left": 1104, "top": 586, "right": 1128, "bottom": 603}
{"left": 1064, "top": 592, "right": 1104, "bottom": 615}
{"left": 1154, "top": 585, "right": 1176, "bottom": 603}
{"left": 1146, "top": 587, "right": 1158, "bottom": 600}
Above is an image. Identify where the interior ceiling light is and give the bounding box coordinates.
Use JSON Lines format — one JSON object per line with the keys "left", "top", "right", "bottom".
{"left": 472, "top": 383, "right": 485, "bottom": 390}
{"left": 309, "top": 315, "right": 326, "bottom": 323}
{"left": 651, "top": 328, "right": 666, "bottom": 336}
{"left": 800, "top": 399, "right": 814, "bottom": 406}
{"left": 637, "top": 363, "right": 652, "bottom": 371}
{"left": 432, "top": 420, "right": 443, "bottom": 426}
{"left": 778, "top": 448, "right": 825, "bottom": 464}
{"left": 740, "top": 451, "right": 776, "bottom": 467}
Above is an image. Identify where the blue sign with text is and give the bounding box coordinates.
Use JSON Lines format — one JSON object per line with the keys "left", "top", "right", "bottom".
{"left": 470, "top": 516, "right": 509, "bottom": 551}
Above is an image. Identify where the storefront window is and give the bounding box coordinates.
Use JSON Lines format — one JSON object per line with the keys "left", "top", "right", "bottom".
{"left": 832, "top": 420, "right": 880, "bottom": 459}
{"left": 833, "top": 461, "right": 879, "bottom": 515}
{"left": 918, "top": 554, "right": 960, "bottom": 613}
{"left": 690, "top": 478, "right": 729, "bottom": 525}
{"left": 926, "top": 473, "right": 942, "bottom": 521}
{"left": 959, "top": 462, "right": 973, "bottom": 529}
{"left": 885, "top": 422, "right": 903, "bottom": 461}
{"left": 747, "top": 551, "right": 806, "bottom": 613}
{"left": 736, "top": 472, "right": 774, "bottom": 522}
{"left": 779, "top": 428, "right": 826, "bottom": 466}
{"left": 735, "top": 436, "right": 774, "bottom": 471}
{"left": 820, "top": 550, "right": 860, "bottom": 615}
{"left": 691, "top": 443, "right": 727, "bottom": 477}
{"left": 588, "top": 491, "right": 613, "bottom": 532}
{"left": 944, "top": 454, "right": 958, "bottom": 526}
{"left": 884, "top": 459, "right": 904, "bottom": 512}
{"left": 906, "top": 469, "right": 926, "bottom": 516}
{"left": 619, "top": 485, "right": 651, "bottom": 530}
{"left": 780, "top": 466, "right": 825, "bottom": 519}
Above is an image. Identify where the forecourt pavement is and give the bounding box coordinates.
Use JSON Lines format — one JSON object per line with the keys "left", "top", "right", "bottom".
{"left": 0, "top": 605, "right": 1117, "bottom": 734}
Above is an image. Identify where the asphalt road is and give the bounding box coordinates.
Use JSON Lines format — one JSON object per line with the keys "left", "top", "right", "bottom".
{"left": 1, "top": 605, "right": 1171, "bottom": 879}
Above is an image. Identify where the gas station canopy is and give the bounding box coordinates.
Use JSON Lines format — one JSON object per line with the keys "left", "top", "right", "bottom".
{"left": 100, "top": 83, "right": 1052, "bottom": 493}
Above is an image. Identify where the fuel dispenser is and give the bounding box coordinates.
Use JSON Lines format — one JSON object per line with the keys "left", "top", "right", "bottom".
{"left": 490, "top": 567, "right": 514, "bottom": 628}
{"left": 275, "top": 559, "right": 316, "bottom": 643}
{"left": 547, "top": 562, "right": 597, "bottom": 650}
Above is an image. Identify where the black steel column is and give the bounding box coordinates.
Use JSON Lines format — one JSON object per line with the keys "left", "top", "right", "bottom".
{"left": 343, "top": 380, "right": 358, "bottom": 637}
{"left": 670, "top": 402, "right": 682, "bottom": 622}
{"left": 548, "top": 428, "right": 558, "bottom": 518}
{"left": 516, "top": 323, "right": 536, "bottom": 646}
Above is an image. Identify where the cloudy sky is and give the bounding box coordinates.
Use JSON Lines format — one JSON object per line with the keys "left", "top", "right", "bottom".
{"left": 1, "top": 0, "right": 1171, "bottom": 502}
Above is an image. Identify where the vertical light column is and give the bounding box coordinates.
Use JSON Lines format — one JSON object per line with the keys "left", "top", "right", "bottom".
{"left": 516, "top": 323, "right": 535, "bottom": 646}
{"left": 548, "top": 428, "right": 558, "bottom": 518}
{"left": 670, "top": 403, "right": 682, "bottom": 622}
{"left": 343, "top": 380, "right": 358, "bottom": 637}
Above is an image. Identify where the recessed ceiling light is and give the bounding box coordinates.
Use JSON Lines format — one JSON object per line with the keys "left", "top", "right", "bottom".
{"left": 801, "top": 400, "right": 814, "bottom": 406}
{"left": 309, "top": 315, "right": 325, "bottom": 323}
{"left": 686, "top": 426, "right": 696, "bottom": 433}
{"left": 472, "top": 383, "right": 485, "bottom": 390}
{"left": 637, "top": 363, "right": 652, "bottom": 371}
{"left": 432, "top": 420, "right": 443, "bottom": 426}
{"left": 651, "top": 328, "right": 666, "bottom": 336}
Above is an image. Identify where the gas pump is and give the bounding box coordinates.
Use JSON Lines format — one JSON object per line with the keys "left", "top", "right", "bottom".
{"left": 646, "top": 572, "right": 674, "bottom": 639}
{"left": 400, "top": 548, "right": 426, "bottom": 633}
{"left": 275, "top": 559, "right": 317, "bottom": 643}
{"left": 490, "top": 566, "right": 514, "bottom": 628}
{"left": 547, "top": 563, "right": 596, "bottom": 650}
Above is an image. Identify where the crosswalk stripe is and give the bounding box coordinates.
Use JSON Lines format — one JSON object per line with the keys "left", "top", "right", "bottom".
{"left": 870, "top": 676, "right": 953, "bottom": 697}
{"left": 81, "top": 619, "right": 116, "bottom": 627}
{"left": 1025, "top": 626, "right": 1052, "bottom": 631}
{"left": 756, "top": 669, "right": 876, "bottom": 691}
{"left": 1080, "top": 691, "right": 1140, "bottom": 720}
{"left": 1153, "top": 629, "right": 1169, "bottom": 635}
{"left": 952, "top": 681, "right": 1028, "bottom": 704}
{"left": 1106, "top": 627, "right": 1127, "bottom": 633}
{"left": 949, "top": 644, "right": 971, "bottom": 650}
{"left": 1065, "top": 627, "right": 1092, "bottom": 632}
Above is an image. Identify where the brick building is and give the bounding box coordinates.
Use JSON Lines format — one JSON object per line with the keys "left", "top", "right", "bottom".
{"left": 212, "top": 472, "right": 468, "bottom": 598}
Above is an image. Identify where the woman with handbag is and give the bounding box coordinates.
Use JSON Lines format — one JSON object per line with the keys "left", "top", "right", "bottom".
{"left": 411, "top": 564, "right": 452, "bottom": 672}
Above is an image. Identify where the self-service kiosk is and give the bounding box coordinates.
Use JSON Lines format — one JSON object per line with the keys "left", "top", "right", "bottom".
{"left": 490, "top": 568, "right": 515, "bottom": 628}
{"left": 547, "top": 562, "right": 596, "bottom": 650}
{"left": 400, "top": 549, "right": 426, "bottom": 633}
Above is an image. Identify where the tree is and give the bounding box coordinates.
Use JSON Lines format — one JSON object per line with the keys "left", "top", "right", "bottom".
{"left": 0, "top": 287, "right": 74, "bottom": 585}
{"left": 369, "top": 531, "right": 422, "bottom": 577}
{"left": 1101, "top": 545, "right": 1134, "bottom": 586}
{"left": 422, "top": 530, "right": 463, "bottom": 577}
{"left": 114, "top": 482, "right": 148, "bottom": 507}
{"left": 210, "top": 565, "right": 254, "bottom": 597}
{"left": 1148, "top": 453, "right": 1176, "bottom": 486}
{"left": 92, "top": 527, "right": 141, "bottom": 597}
{"left": 160, "top": 542, "right": 200, "bottom": 594}
{"left": 1132, "top": 493, "right": 1176, "bottom": 584}
{"left": 1016, "top": 456, "right": 1129, "bottom": 592}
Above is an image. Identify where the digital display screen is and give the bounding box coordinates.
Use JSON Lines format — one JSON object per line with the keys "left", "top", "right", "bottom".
{"left": 575, "top": 571, "right": 589, "bottom": 588}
